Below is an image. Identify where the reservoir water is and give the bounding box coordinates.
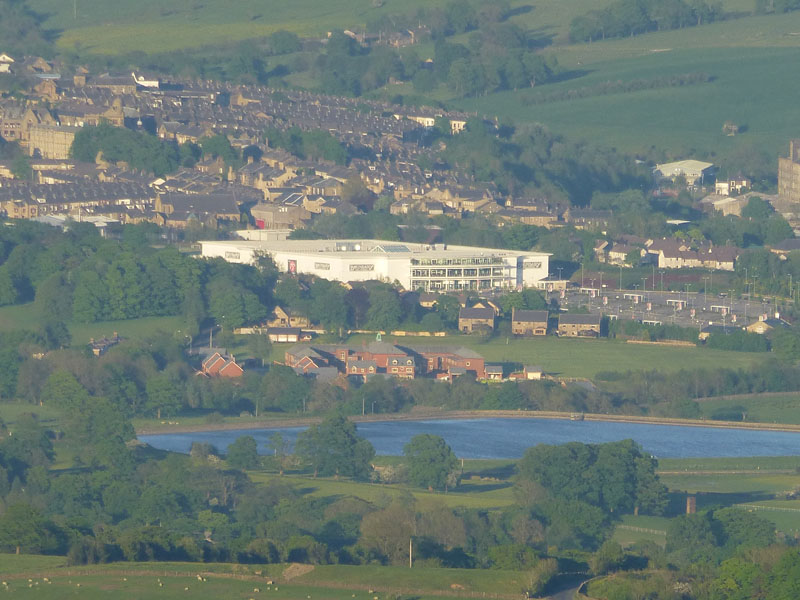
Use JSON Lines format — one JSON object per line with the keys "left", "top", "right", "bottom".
{"left": 138, "top": 418, "right": 800, "bottom": 459}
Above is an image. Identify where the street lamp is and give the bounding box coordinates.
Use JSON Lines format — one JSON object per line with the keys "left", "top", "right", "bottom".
{"left": 659, "top": 270, "right": 664, "bottom": 293}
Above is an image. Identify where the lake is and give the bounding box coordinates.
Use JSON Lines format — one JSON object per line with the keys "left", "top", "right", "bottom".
{"left": 138, "top": 418, "right": 800, "bottom": 459}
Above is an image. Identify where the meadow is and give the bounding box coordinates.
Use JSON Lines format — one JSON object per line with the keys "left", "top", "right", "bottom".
{"left": 248, "top": 468, "right": 517, "bottom": 511}
{"left": 458, "top": 43, "right": 800, "bottom": 159}
{"left": 696, "top": 393, "right": 800, "bottom": 425}
{"left": 0, "top": 556, "right": 526, "bottom": 599}
{"left": 29, "top": 0, "right": 622, "bottom": 55}
{"left": 0, "top": 302, "right": 185, "bottom": 345}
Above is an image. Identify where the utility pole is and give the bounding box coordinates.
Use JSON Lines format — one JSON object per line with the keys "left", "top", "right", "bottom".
{"left": 409, "top": 538, "right": 413, "bottom": 568}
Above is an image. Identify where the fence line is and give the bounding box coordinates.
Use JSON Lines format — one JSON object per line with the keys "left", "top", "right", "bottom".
{"left": 740, "top": 504, "right": 800, "bottom": 513}
{"left": 617, "top": 525, "right": 666, "bottom": 535}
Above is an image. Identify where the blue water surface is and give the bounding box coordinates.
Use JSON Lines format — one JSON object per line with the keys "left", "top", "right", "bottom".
{"left": 138, "top": 418, "right": 800, "bottom": 459}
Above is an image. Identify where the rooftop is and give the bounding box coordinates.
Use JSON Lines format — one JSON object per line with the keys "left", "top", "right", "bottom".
{"left": 199, "top": 238, "right": 549, "bottom": 260}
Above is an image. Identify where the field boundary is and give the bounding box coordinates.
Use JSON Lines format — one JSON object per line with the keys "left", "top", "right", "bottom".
{"left": 739, "top": 504, "right": 800, "bottom": 513}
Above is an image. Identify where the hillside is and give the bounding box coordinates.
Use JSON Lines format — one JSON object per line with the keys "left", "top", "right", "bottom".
{"left": 24, "top": 0, "right": 800, "bottom": 162}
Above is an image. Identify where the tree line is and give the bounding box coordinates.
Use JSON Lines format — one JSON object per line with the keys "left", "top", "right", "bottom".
{"left": 0, "top": 396, "right": 670, "bottom": 587}
{"left": 569, "top": 0, "right": 724, "bottom": 43}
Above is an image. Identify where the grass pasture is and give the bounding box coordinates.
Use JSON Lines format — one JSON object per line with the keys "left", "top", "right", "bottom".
{"left": 0, "top": 558, "right": 524, "bottom": 599}
{"left": 248, "top": 471, "right": 516, "bottom": 510}
{"left": 0, "top": 302, "right": 185, "bottom": 345}
{"left": 697, "top": 393, "right": 800, "bottom": 425}
{"left": 459, "top": 43, "right": 800, "bottom": 159}
{"left": 338, "top": 333, "right": 766, "bottom": 379}
{"left": 20, "top": 0, "right": 800, "bottom": 160}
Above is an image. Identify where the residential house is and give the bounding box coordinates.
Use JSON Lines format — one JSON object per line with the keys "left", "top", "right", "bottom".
{"left": 745, "top": 316, "right": 790, "bottom": 335}
{"left": 563, "top": 208, "right": 612, "bottom": 230}
{"left": 511, "top": 308, "right": 549, "bottom": 336}
{"left": 485, "top": 365, "right": 503, "bottom": 380}
{"left": 201, "top": 352, "right": 244, "bottom": 378}
{"left": 346, "top": 359, "right": 378, "bottom": 381}
{"left": 458, "top": 307, "right": 495, "bottom": 333}
{"left": 267, "top": 305, "right": 310, "bottom": 329}
{"left": 284, "top": 346, "right": 329, "bottom": 373}
{"left": 769, "top": 238, "right": 800, "bottom": 259}
{"left": 523, "top": 365, "right": 544, "bottom": 380}
{"left": 155, "top": 192, "right": 241, "bottom": 228}
{"left": 645, "top": 238, "right": 738, "bottom": 271}
{"left": 414, "top": 346, "right": 485, "bottom": 379}
{"left": 558, "top": 314, "right": 602, "bottom": 337}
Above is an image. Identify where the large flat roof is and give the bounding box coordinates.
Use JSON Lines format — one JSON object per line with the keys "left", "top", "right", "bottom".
{"left": 202, "top": 238, "right": 549, "bottom": 259}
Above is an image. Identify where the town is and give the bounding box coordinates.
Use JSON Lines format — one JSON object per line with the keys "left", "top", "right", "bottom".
{"left": 4, "top": 4, "right": 800, "bottom": 597}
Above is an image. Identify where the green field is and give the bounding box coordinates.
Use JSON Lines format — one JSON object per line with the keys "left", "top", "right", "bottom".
{"left": 697, "top": 393, "right": 800, "bottom": 424}
{"left": 29, "top": 0, "right": 622, "bottom": 55}
{"left": 248, "top": 471, "right": 516, "bottom": 510}
{"left": 0, "top": 557, "right": 524, "bottom": 599}
{"left": 0, "top": 303, "right": 185, "bottom": 345}
{"left": 333, "top": 333, "right": 765, "bottom": 379}
{"left": 459, "top": 42, "right": 800, "bottom": 159}
{"left": 21, "top": 0, "right": 800, "bottom": 158}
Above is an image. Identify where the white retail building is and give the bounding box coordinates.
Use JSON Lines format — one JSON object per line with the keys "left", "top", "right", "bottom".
{"left": 199, "top": 238, "right": 550, "bottom": 291}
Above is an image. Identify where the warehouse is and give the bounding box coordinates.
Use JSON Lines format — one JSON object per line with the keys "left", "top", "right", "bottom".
{"left": 199, "top": 239, "right": 549, "bottom": 291}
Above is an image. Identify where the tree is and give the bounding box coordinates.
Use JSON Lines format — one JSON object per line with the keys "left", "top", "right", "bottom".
{"left": 260, "top": 364, "right": 311, "bottom": 413}
{"left": 365, "top": 286, "right": 403, "bottom": 331}
{"left": 341, "top": 175, "right": 373, "bottom": 211}
{"left": 145, "top": 373, "right": 183, "bottom": 419}
{"left": 741, "top": 196, "right": 773, "bottom": 220}
{"left": 359, "top": 502, "right": 416, "bottom": 564}
{"left": 404, "top": 434, "right": 459, "bottom": 491}
{"left": 226, "top": 435, "right": 260, "bottom": 470}
{"left": 267, "top": 432, "right": 293, "bottom": 475}
{"left": 434, "top": 295, "right": 461, "bottom": 328}
{"left": 0, "top": 503, "right": 49, "bottom": 554}
{"left": 295, "top": 414, "right": 374, "bottom": 479}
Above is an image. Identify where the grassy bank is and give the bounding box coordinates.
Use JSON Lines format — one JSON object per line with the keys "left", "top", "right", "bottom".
{"left": 697, "top": 393, "right": 800, "bottom": 425}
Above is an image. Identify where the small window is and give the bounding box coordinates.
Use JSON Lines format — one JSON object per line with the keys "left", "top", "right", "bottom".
{"left": 466, "top": 361, "right": 470, "bottom": 366}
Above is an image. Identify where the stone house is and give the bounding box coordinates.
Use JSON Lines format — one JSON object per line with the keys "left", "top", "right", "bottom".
{"left": 458, "top": 307, "right": 495, "bottom": 333}
{"left": 558, "top": 314, "right": 602, "bottom": 337}
{"left": 511, "top": 308, "right": 549, "bottom": 336}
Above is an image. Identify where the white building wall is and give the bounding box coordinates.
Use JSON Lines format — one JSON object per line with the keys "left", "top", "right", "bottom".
{"left": 199, "top": 240, "right": 550, "bottom": 290}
